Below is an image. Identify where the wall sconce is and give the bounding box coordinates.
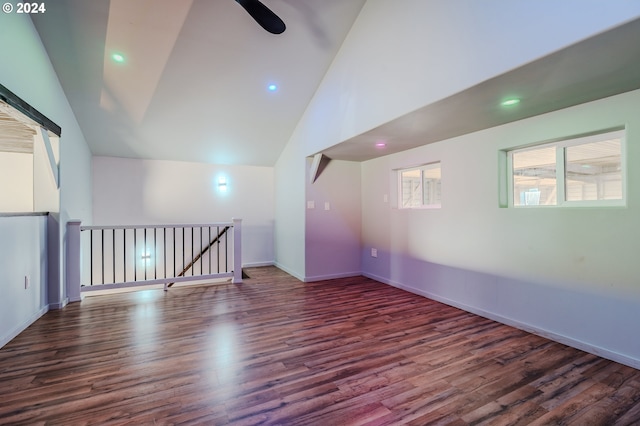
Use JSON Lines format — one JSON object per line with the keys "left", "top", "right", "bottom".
{"left": 141, "top": 252, "right": 151, "bottom": 261}
{"left": 218, "top": 176, "right": 228, "bottom": 192}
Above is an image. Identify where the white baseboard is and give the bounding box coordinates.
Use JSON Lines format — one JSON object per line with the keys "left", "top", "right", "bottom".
{"left": 49, "top": 297, "right": 69, "bottom": 310}
{"left": 362, "top": 272, "right": 640, "bottom": 370}
{"left": 273, "top": 262, "right": 305, "bottom": 282}
{"left": 267, "top": 263, "right": 362, "bottom": 283}
{"left": 304, "top": 271, "right": 362, "bottom": 283}
{"left": 242, "top": 261, "right": 275, "bottom": 268}
{"left": 0, "top": 306, "right": 49, "bottom": 349}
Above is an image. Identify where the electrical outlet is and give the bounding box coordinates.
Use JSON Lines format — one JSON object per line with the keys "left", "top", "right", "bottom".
{"left": 371, "top": 248, "right": 377, "bottom": 258}
{"left": 324, "top": 202, "right": 330, "bottom": 211}
{"left": 24, "top": 275, "right": 30, "bottom": 289}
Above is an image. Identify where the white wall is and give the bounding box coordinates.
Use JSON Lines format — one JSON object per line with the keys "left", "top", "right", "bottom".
{"left": 274, "top": 140, "right": 306, "bottom": 279}
{"left": 0, "top": 215, "right": 48, "bottom": 348}
{"left": 0, "top": 132, "right": 59, "bottom": 214}
{"left": 305, "top": 159, "right": 361, "bottom": 281}
{"left": 0, "top": 152, "right": 33, "bottom": 212}
{"left": 0, "top": 12, "right": 93, "bottom": 309}
{"left": 274, "top": 0, "right": 640, "bottom": 280}
{"left": 361, "top": 89, "right": 640, "bottom": 368}
{"left": 92, "top": 156, "right": 275, "bottom": 267}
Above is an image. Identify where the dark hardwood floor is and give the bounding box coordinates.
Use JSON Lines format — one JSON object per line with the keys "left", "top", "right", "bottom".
{"left": 1, "top": 266, "right": 639, "bottom": 425}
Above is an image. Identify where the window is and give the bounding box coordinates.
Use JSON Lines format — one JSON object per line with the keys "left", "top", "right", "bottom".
{"left": 399, "top": 162, "right": 441, "bottom": 208}
{"left": 506, "top": 129, "right": 624, "bottom": 207}
{"left": 512, "top": 145, "right": 557, "bottom": 206}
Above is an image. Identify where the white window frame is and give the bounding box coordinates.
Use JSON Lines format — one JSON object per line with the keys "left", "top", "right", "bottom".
{"left": 397, "top": 161, "right": 442, "bottom": 209}
{"left": 505, "top": 129, "right": 626, "bottom": 208}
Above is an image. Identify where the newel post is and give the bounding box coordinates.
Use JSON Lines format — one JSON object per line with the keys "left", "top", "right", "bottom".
{"left": 232, "top": 218, "right": 242, "bottom": 283}
{"left": 66, "top": 220, "right": 82, "bottom": 302}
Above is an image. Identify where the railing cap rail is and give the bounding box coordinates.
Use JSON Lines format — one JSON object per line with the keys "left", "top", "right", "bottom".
{"left": 80, "top": 222, "right": 234, "bottom": 231}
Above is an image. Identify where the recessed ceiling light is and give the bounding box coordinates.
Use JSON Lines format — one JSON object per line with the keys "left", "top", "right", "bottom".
{"left": 268, "top": 84, "right": 278, "bottom": 92}
{"left": 375, "top": 142, "right": 386, "bottom": 148}
{"left": 112, "top": 53, "right": 125, "bottom": 63}
{"left": 501, "top": 98, "right": 520, "bottom": 107}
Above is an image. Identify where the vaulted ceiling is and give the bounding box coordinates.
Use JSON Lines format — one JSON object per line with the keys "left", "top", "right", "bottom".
{"left": 31, "top": 3, "right": 640, "bottom": 167}
{"left": 320, "top": 17, "right": 640, "bottom": 161}
{"left": 31, "top": 0, "right": 366, "bottom": 166}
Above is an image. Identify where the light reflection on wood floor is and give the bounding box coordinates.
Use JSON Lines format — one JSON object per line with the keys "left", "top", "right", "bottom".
{"left": 1, "top": 266, "right": 639, "bottom": 425}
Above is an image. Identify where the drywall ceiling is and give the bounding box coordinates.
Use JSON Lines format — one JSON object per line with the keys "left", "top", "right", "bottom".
{"left": 0, "top": 101, "right": 37, "bottom": 154}
{"left": 31, "top": 0, "right": 366, "bottom": 166}
{"left": 30, "top": 3, "right": 640, "bottom": 166}
{"left": 319, "top": 17, "right": 640, "bottom": 162}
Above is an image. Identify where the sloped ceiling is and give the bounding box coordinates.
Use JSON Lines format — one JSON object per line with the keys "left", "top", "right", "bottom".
{"left": 31, "top": 0, "right": 366, "bottom": 166}
{"left": 320, "top": 17, "right": 640, "bottom": 161}
{"left": 31, "top": 3, "right": 640, "bottom": 166}
{"left": 0, "top": 101, "right": 37, "bottom": 154}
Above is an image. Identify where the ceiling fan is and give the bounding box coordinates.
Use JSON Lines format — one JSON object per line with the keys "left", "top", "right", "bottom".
{"left": 235, "top": 0, "right": 286, "bottom": 34}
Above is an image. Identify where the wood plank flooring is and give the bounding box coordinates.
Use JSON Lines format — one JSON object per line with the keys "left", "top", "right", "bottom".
{"left": 1, "top": 266, "right": 639, "bottom": 425}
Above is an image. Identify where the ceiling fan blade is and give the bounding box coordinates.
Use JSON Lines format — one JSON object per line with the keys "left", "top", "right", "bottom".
{"left": 235, "top": 0, "right": 286, "bottom": 34}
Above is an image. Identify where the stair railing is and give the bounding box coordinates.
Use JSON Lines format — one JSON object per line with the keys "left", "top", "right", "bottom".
{"left": 166, "top": 225, "right": 230, "bottom": 288}
{"left": 66, "top": 218, "right": 242, "bottom": 298}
